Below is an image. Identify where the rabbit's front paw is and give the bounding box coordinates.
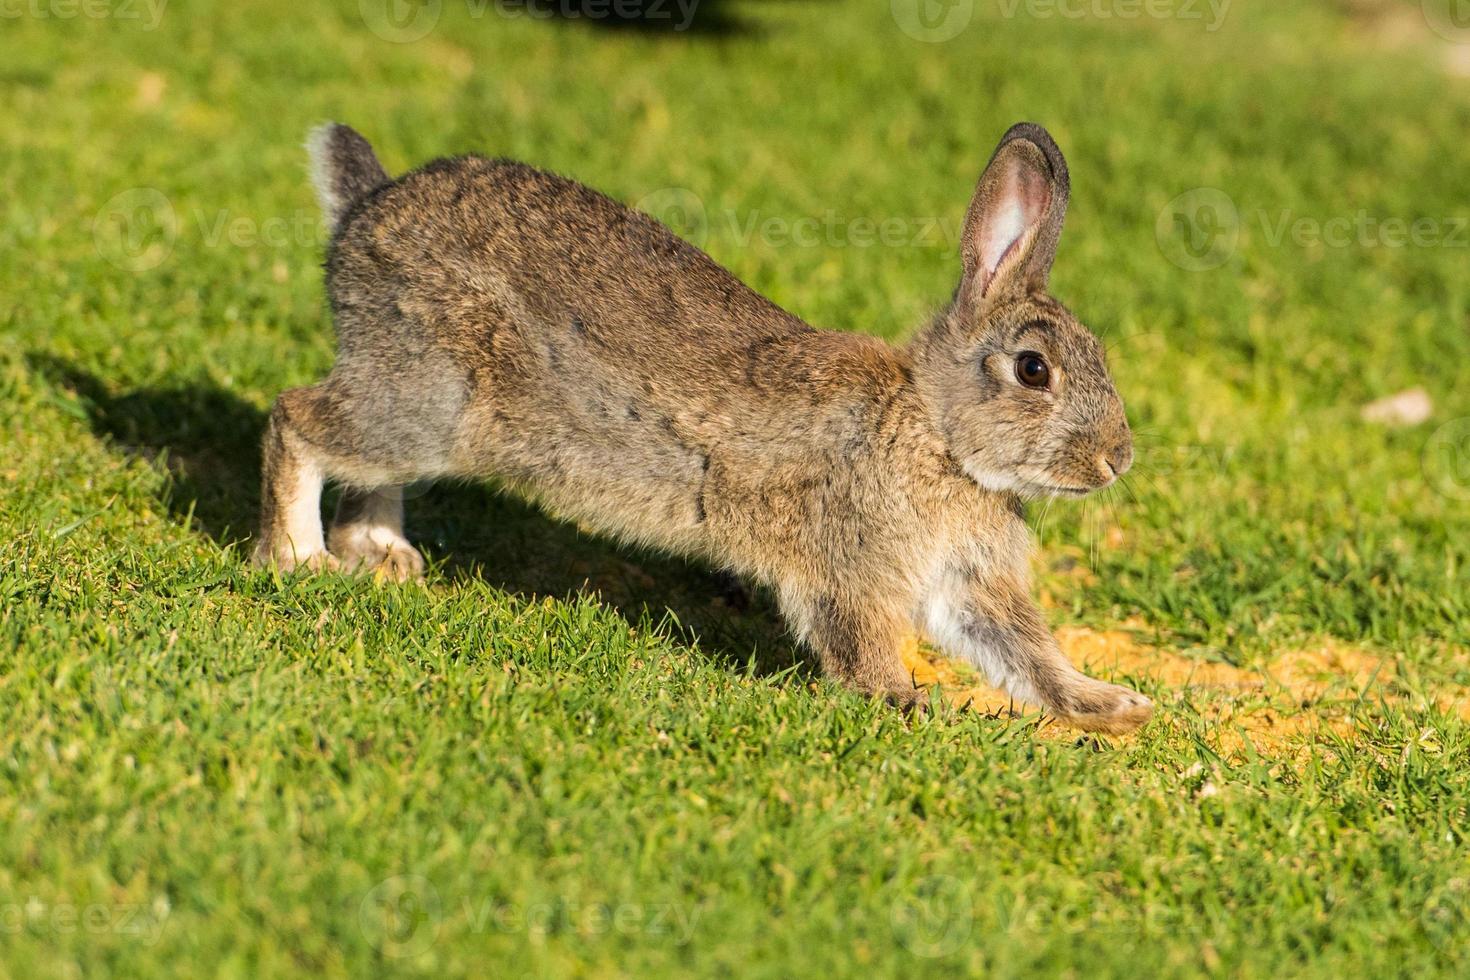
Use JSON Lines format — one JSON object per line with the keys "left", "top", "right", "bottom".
{"left": 883, "top": 684, "right": 931, "bottom": 717}
{"left": 1058, "top": 680, "right": 1153, "bottom": 735}
{"left": 253, "top": 542, "right": 341, "bottom": 575}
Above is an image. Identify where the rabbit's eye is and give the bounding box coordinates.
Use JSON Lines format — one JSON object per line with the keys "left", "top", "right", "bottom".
{"left": 1015, "top": 352, "right": 1050, "bottom": 389}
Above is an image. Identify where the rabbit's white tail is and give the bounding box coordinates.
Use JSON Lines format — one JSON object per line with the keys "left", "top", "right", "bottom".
{"left": 306, "top": 123, "right": 390, "bottom": 230}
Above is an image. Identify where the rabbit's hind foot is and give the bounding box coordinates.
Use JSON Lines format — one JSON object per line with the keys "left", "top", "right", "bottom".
{"left": 328, "top": 486, "right": 426, "bottom": 584}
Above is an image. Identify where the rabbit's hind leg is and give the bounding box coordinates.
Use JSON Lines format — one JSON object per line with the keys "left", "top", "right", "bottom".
{"left": 254, "top": 381, "right": 435, "bottom": 579}
{"left": 328, "top": 485, "right": 425, "bottom": 583}
{"left": 253, "top": 385, "right": 339, "bottom": 573}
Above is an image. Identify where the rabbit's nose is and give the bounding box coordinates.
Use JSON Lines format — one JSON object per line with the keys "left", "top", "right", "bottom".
{"left": 1100, "top": 443, "right": 1133, "bottom": 481}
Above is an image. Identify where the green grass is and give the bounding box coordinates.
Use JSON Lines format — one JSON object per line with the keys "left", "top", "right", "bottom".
{"left": 3, "top": 0, "right": 1470, "bottom": 975}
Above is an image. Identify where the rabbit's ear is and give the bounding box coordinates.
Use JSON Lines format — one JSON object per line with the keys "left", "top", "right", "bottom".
{"left": 958, "top": 123, "right": 1070, "bottom": 304}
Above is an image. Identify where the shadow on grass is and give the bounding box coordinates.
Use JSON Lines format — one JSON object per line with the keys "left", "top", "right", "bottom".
{"left": 482, "top": 0, "right": 843, "bottom": 39}
{"left": 500, "top": 0, "right": 747, "bottom": 35}
{"left": 29, "top": 355, "right": 800, "bottom": 677}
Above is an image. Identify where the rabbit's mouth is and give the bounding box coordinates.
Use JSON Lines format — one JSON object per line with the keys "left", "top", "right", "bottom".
{"left": 1035, "top": 482, "right": 1093, "bottom": 498}
{"left": 1014, "top": 456, "right": 1122, "bottom": 498}
{"left": 956, "top": 459, "right": 1098, "bottom": 500}
{"left": 1013, "top": 465, "right": 1101, "bottom": 499}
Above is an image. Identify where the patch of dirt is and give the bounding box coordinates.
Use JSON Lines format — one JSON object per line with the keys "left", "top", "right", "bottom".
{"left": 900, "top": 624, "right": 1470, "bottom": 761}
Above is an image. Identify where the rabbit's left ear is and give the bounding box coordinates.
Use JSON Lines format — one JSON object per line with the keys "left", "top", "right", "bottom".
{"left": 958, "top": 123, "right": 1070, "bottom": 304}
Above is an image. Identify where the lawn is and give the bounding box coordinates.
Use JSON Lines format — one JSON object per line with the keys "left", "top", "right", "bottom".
{"left": 3, "top": 0, "right": 1469, "bottom": 975}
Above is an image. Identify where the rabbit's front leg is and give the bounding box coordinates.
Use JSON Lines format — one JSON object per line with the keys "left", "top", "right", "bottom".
{"left": 920, "top": 566, "right": 1152, "bottom": 734}
{"left": 780, "top": 589, "right": 927, "bottom": 711}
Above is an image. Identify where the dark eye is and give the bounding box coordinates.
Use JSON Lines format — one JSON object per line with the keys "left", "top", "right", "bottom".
{"left": 1015, "top": 352, "right": 1050, "bottom": 389}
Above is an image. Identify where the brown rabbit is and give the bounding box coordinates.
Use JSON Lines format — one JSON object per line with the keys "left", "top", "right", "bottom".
{"left": 254, "top": 121, "right": 1151, "bottom": 735}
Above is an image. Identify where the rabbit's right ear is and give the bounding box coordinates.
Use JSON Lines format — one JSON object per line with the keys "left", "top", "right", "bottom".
{"left": 957, "top": 123, "right": 1070, "bottom": 307}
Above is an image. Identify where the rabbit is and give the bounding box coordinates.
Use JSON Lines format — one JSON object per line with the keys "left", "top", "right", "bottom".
{"left": 253, "top": 120, "right": 1152, "bottom": 735}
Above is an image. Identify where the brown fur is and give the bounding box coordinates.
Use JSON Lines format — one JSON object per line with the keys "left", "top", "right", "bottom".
{"left": 254, "top": 121, "right": 1151, "bottom": 734}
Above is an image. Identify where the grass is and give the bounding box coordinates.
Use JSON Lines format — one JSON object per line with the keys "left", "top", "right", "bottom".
{"left": 2, "top": 0, "right": 1469, "bottom": 975}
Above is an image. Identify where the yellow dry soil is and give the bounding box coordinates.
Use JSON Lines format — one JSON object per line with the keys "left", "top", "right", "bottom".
{"left": 899, "top": 624, "right": 1470, "bottom": 760}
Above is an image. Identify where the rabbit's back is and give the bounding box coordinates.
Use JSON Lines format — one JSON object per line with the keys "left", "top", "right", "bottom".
{"left": 328, "top": 156, "right": 810, "bottom": 378}
{"left": 320, "top": 156, "right": 912, "bottom": 560}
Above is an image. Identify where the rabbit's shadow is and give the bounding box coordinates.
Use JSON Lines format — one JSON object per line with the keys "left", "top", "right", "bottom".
{"left": 502, "top": 0, "right": 746, "bottom": 35}
{"left": 31, "top": 355, "right": 800, "bottom": 677}
{"left": 488, "top": 0, "right": 842, "bottom": 38}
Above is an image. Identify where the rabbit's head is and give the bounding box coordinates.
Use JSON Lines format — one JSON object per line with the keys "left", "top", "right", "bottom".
{"left": 912, "top": 123, "right": 1132, "bottom": 500}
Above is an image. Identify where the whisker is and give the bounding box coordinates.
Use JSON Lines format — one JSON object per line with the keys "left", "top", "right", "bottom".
{"left": 1127, "top": 467, "right": 1171, "bottom": 503}
{"left": 1034, "top": 492, "right": 1058, "bottom": 549}
{"left": 1118, "top": 473, "right": 1143, "bottom": 508}
{"left": 1098, "top": 487, "right": 1120, "bottom": 570}
{"left": 1084, "top": 497, "right": 1097, "bottom": 572}
{"left": 1101, "top": 331, "right": 1163, "bottom": 358}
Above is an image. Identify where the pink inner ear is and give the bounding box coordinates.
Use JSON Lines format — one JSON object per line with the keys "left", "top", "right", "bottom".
{"left": 977, "top": 160, "right": 1051, "bottom": 296}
